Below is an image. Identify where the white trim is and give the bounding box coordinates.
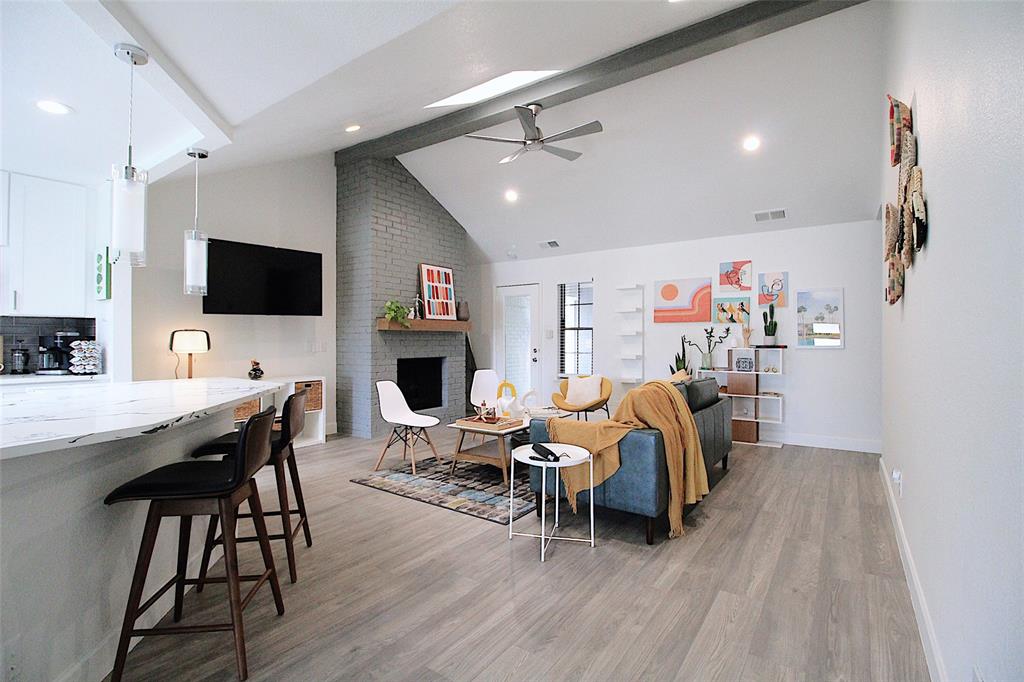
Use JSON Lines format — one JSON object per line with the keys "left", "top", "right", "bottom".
{"left": 878, "top": 455, "right": 948, "bottom": 682}
{"left": 771, "top": 430, "right": 881, "bottom": 454}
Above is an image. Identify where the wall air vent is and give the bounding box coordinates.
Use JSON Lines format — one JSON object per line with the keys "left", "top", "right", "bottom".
{"left": 753, "top": 208, "right": 787, "bottom": 223}
{"left": 538, "top": 240, "right": 561, "bottom": 249}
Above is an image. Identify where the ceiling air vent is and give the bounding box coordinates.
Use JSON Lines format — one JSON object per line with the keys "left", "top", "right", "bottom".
{"left": 538, "top": 240, "right": 560, "bottom": 249}
{"left": 753, "top": 208, "right": 787, "bottom": 223}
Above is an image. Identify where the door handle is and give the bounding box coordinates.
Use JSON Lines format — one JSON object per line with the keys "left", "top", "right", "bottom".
{"left": 532, "top": 358, "right": 538, "bottom": 363}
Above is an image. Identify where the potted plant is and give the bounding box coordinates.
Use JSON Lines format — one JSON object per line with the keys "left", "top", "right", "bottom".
{"left": 669, "top": 335, "right": 691, "bottom": 377}
{"left": 762, "top": 303, "right": 778, "bottom": 345}
{"left": 383, "top": 300, "right": 411, "bottom": 328}
{"left": 685, "top": 327, "right": 731, "bottom": 370}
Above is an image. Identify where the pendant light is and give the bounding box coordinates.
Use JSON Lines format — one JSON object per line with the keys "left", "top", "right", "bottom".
{"left": 184, "top": 148, "right": 209, "bottom": 295}
{"left": 110, "top": 43, "right": 149, "bottom": 267}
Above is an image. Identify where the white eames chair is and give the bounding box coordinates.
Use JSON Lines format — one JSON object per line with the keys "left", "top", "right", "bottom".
{"left": 469, "top": 369, "right": 500, "bottom": 443}
{"left": 374, "top": 380, "right": 441, "bottom": 475}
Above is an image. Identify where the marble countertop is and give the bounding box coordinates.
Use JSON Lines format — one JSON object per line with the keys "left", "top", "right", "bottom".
{"left": 0, "top": 373, "right": 108, "bottom": 385}
{"left": 0, "top": 377, "right": 282, "bottom": 460}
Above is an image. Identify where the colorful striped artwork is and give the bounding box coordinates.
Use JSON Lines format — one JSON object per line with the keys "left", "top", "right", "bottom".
{"left": 653, "top": 278, "right": 712, "bottom": 323}
{"left": 419, "top": 263, "right": 457, "bottom": 320}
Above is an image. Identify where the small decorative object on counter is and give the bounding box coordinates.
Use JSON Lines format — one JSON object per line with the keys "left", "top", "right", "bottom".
{"left": 69, "top": 340, "right": 102, "bottom": 375}
{"left": 474, "top": 400, "right": 498, "bottom": 423}
{"left": 762, "top": 303, "right": 778, "bottom": 345}
{"left": 456, "top": 301, "right": 470, "bottom": 321}
{"left": 741, "top": 326, "right": 752, "bottom": 348}
{"left": 248, "top": 359, "right": 264, "bottom": 380}
{"left": 684, "top": 327, "right": 731, "bottom": 370}
{"left": 383, "top": 300, "right": 412, "bottom": 328}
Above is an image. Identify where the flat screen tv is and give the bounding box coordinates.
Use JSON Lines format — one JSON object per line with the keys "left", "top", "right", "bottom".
{"left": 203, "top": 239, "right": 322, "bottom": 316}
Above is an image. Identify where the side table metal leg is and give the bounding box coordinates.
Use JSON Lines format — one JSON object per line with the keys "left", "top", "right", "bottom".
{"left": 589, "top": 454, "right": 595, "bottom": 547}
{"left": 540, "top": 465, "right": 547, "bottom": 562}
{"left": 508, "top": 453, "right": 515, "bottom": 540}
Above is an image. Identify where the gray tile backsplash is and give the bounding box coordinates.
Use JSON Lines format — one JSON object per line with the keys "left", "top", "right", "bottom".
{"left": 0, "top": 316, "right": 96, "bottom": 373}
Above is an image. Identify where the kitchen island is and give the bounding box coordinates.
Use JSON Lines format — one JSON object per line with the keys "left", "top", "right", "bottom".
{"left": 0, "top": 378, "right": 282, "bottom": 682}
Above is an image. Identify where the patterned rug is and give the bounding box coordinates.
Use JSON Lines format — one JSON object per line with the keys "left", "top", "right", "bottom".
{"left": 350, "top": 456, "right": 535, "bottom": 524}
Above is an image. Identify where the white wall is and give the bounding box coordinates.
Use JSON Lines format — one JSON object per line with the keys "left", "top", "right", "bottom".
{"left": 133, "top": 154, "right": 337, "bottom": 432}
{"left": 475, "top": 219, "right": 882, "bottom": 453}
{"left": 879, "top": 3, "right": 1024, "bottom": 681}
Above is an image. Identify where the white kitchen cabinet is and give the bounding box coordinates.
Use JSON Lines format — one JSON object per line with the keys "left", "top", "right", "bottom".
{"left": 1, "top": 173, "right": 88, "bottom": 317}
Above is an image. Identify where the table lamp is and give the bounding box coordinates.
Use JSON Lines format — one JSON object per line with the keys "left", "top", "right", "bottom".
{"left": 169, "top": 329, "right": 210, "bottom": 379}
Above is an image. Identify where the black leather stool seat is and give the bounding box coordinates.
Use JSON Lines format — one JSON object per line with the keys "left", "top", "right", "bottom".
{"left": 192, "top": 430, "right": 286, "bottom": 458}
{"left": 104, "top": 460, "right": 237, "bottom": 504}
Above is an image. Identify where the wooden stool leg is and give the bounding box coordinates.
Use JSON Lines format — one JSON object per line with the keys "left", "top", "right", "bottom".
{"left": 218, "top": 498, "right": 248, "bottom": 681}
{"left": 249, "top": 481, "right": 285, "bottom": 615}
{"left": 286, "top": 444, "right": 313, "bottom": 547}
{"left": 273, "top": 459, "right": 297, "bottom": 583}
{"left": 111, "top": 503, "right": 162, "bottom": 682}
{"left": 196, "top": 514, "right": 218, "bottom": 593}
{"left": 173, "top": 515, "right": 193, "bottom": 622}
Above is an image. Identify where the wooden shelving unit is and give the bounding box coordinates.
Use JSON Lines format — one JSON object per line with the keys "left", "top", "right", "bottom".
{"left": 697, "top": 346, "right": 785, "bottom": 448}
{"left": 375, "top": 318, "right": 471, "bottom": 332}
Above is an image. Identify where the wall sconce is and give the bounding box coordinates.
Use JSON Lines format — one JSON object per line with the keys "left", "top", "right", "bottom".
{"left": 169, "top": 329, "right": 210, "bottom": 379}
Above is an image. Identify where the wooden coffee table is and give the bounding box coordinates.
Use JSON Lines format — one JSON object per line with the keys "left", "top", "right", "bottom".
{"left": 446, "top": 418, "right": 529, "bottom": 485}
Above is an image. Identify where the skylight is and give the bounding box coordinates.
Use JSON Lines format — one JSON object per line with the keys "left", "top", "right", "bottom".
{"left": 425, "top": 71, "right": 560, "bottom": 108}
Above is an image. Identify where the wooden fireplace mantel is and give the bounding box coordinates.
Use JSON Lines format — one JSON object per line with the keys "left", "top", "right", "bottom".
{"left": 375, "top": 318, "right": 472, "bottom": 332}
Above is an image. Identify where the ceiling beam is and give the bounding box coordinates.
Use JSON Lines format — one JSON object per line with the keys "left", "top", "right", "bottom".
{"left": 335, "top": 0, "right": 866, "bottom": 166}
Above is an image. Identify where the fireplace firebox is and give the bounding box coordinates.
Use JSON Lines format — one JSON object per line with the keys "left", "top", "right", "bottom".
{"left": 397, "top": 357, "right": 444, "bottom": 410}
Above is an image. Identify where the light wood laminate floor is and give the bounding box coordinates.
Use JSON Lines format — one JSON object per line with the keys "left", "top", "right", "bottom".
{"left": 115, "top": 430, "right": 929, "bottom": 681}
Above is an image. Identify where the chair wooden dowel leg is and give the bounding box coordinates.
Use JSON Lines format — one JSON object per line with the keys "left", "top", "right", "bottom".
{"left": 286, "top": 444, "right": 313, "bottom": 547}
{"left": 173, "top": 515, "right": 192, "bottom": 622}
{"left": 219, "top": 498, "right": 248, "bottom": 681}
{"left": 249, "top": 481, "right": 285, "bottom": 615}
{"left": 196, "top": 514, "right": 218, "bottom": 593}
{"left": 423, "top": 428, "right": 441, "bottom": 463}
{"left": 111, "top": 503, "right": 161, "bottom": 682}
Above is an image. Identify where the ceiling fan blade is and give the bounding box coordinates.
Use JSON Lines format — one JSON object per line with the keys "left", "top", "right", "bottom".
{"left": 541, "top": 145, "right": 582, "bottom": 161}
{"left": 499, "top": 146, "right": 529, "bottom": 164}
{"left": 515, "top": 105, "right": 539, "bottom": 139}
{"left": 465, "top": 134, "right": 525, "bottom": 144}
{"left": 541, "top": 120, "right": 603, "bottom": 144}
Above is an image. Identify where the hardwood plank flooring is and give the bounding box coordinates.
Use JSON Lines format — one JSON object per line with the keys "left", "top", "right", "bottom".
{"left": 112, "top": 433, "right": 929, "bottom": 681}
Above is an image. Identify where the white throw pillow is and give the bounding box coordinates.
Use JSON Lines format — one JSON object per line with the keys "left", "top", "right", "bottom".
{"left": 566, "top": 375, "right": 603, "bottom": 406}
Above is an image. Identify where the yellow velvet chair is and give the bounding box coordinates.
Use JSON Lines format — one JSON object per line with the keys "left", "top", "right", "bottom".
{"left": 552, "top": 376, "right": 613, "bottom": 421}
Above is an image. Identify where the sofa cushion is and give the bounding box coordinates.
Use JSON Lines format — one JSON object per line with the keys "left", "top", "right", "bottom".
{"left": 685, "top": 378, "right": 721, "bottom": 412}
{"left": 566, "top": 374, "right": 603, "bottom": 405}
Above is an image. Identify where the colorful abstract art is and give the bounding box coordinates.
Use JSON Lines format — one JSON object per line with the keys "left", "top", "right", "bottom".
{"left": 420, "top": 263, "right": 456, "bottom": 319}
{"left": 713, "top": 297, "right": 750, "bottom": 325}
{"left": 758, "top": 271, "right": 789, "bottom": 307}
{"left": 654, "top": 278, "right": 711, "bottom": 323}
{"left": 796, "top": 288, "right": 844, "bottom": 349}
{"left": 719, "top": 260, "right": 752, "bottom": 291}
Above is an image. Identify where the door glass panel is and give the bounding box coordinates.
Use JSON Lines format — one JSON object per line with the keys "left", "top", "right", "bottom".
{"left": 503, "top": 293, "right": 532, "bottom": 393}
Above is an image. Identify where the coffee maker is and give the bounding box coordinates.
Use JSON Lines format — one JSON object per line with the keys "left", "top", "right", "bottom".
{"left": 37, "top": 331, "right": 80, "bottom": 375}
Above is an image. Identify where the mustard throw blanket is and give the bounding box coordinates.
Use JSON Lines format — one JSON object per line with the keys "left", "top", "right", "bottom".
{"left": 547, "top": 380, "right": 709, "bottom": 538}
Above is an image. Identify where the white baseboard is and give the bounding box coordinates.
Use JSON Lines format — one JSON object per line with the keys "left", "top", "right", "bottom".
{"left": 56, "top": 544, "right": 224, "bottom": 682}
{"left": 877, "top": 455, "right": 947, "bottom": 682}
{"left": 327, "top": 420, "right": 338, "bottom": 437}
{"left": 770, "top": 430, "right": 882, "bottom": 453}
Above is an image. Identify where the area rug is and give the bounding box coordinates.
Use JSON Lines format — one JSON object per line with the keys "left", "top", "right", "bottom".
{"left": 350, "top": 457, "right": 535, "bottom": 524}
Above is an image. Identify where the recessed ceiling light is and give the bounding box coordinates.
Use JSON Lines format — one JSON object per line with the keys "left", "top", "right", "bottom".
{"left": 426, "top": 71, "right": 561, "bottom": 108}
{"left": 504, "top": 189, "right": 519, "bottom": 203}
{"left": 36, "top": 100, "right": 72, "bottom": 115}
{"left": 742, "top": 135, "right": 761, "bottom": 152}
{"left": 345, "top": 124, "right": 361, "bottom": 133}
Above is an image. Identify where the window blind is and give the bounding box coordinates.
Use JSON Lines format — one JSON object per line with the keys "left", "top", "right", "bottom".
{"left": 558, "top": 281, "right": 594, "bottom": 376}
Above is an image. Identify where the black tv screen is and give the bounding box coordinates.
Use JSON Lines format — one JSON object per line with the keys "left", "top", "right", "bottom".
{"left": 203, "top": 239, "right": 322, "bottom": 316}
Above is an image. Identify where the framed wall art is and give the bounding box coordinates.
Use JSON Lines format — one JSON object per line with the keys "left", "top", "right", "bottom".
{"left": 719, "top": 260, "right": 752, "bottom": 291}
{"left": 713, "top": 296, "right": 750, "bottom": 324}
{"left": 419, "top": 263, "right": 456, "bottom": 320}
{"left": 654, "top": 278, "right": 711, "bottom": 323}
{"left": 796, "top": 287, "right": 844, "bottom": 349}
{"left": 758, "top": 271, "right": 789, "bottom": 307}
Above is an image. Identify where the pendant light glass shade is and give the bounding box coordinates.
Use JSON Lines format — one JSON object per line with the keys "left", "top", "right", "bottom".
{"left": 184, "top": 229, "right": 208, "bottom": 295}
{"left": 183, "top": 147, "right": 210, "bottom": 295}
{"left": 111, "top": 164, "right": 148, "bottom": 267}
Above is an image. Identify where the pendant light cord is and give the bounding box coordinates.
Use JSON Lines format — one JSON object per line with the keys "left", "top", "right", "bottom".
{"left": 127, "top": 61, "right": 134, "bottom": 168}
{"left": 193, "top": 155, "right": 199, "bottom": 230}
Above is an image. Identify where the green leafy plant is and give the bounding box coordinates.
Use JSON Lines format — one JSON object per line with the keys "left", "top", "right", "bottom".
{"left": 669, "top": 335, "right": 691, "bottom": 375}
{"left": 762, "top": 303, "right": 778, "bottom": 337}
{"left": 383, "top": 300, "right": 411, "bottom": 328}
{"left": 685, "top": 326, "right": 731, "bottom": 355}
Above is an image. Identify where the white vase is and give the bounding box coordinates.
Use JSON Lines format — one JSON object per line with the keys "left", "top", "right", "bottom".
{"left": 764, "top": 335, "right": 776, "bottom": 346}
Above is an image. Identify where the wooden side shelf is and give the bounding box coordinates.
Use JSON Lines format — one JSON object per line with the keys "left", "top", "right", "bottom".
{"left": 375, "top": 318, "right": 472, "bottom": 332}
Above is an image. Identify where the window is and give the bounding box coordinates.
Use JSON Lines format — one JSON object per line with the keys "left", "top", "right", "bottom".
{"left": 558, "top": 281, "right": 594, "bottom": 376}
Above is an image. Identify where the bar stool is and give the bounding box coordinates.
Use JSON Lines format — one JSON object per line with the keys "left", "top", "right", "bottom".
{"left": 192, "top": 389, "right": 312, "bottom": 585}
{"left": 104, "top": 406, "right": 284, "bottom": 682}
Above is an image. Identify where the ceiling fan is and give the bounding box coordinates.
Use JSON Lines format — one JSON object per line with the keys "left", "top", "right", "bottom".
{"left": 464, "top": 103, "right": 603, "bottom": 164}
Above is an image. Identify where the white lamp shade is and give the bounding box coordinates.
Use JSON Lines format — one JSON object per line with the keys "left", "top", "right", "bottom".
{"left": 169, "top": 329, "right": 210, "bottom": 354}
{"left": 110, "top": 166, "right": 148, "bottom": 266}
{"left": 184, "top": 230, "right": 208, "bottom": 295}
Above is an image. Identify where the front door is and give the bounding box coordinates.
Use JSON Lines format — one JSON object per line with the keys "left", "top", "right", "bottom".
{"left": 494, "top": 284, "right": 541, "bottom": 395}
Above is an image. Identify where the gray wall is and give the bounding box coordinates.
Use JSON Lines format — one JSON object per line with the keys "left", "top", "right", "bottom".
{"left": 336, "top": 157, "right": 472, "bottom": 437}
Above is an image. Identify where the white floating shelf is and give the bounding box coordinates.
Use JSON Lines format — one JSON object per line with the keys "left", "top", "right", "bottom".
{"left": 731, "top": 416, "right": 783, "bottom": 424}
{"left": 697, "top": 368, "right": 784, "bottom": 376}
{"left": 721, "top": 393, "right": 784, "bottom": 400}
{"left": 618, "top": 330, "right": 642, "bottom": 336}
{"left": 615, "top": 284, "right": 643, "bottom": 291}
{"left": 620, "top": 377, "right": 643, "bottom": 384}
{"left": 615, "top": 307, "right": 642, "bottom": 313}
{"left": 620, "top": 353, "right": 642, "bottom": 360}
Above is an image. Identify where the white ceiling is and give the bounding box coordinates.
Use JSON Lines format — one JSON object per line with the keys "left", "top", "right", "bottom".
{"left": 399, "top": 1, "right": 887, "bottom": 262}
{"left": 0, "top": 1, "right": 202, "bottom": 186}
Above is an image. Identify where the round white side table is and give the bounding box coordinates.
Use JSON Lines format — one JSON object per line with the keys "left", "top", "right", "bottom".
{"left": 509, "top": 443, "right": 594, "bottom": 562}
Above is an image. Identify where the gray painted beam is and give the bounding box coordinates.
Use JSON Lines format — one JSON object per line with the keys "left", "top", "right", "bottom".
{"left": 334, "top": 0, "right": 867, "bottom": 166}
